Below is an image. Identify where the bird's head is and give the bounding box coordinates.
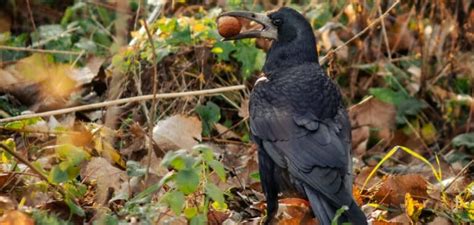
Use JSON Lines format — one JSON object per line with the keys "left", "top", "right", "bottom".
{"left": 218, "top": 7, "right": 318, "bottom": 73}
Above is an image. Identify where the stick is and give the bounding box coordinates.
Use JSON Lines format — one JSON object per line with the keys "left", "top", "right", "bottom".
{"left": 0, "top": 45, "right": 82, "bottom": 55}
{"left": 319, "top": 0, "right": 400, "bottom": 65}
{"left": 0, "top": 85, "right": 246, "bottom": 123}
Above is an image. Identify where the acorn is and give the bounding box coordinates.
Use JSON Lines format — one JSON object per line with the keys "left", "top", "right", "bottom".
{"left": 217, "top": 16, "right": 242, "bottom": 38}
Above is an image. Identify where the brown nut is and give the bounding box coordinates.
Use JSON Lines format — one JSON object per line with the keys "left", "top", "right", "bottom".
{"left": 217, "top": 16, "right": 241, "bottom": 38}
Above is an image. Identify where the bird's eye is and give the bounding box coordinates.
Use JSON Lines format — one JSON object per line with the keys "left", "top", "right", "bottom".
{"left": 272, "top": 18, "right": 283, "bottom": 26}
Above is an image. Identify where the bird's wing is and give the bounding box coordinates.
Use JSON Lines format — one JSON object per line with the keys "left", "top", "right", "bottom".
{"left": 250, "top": 97, "right": 353, "bottom": 206}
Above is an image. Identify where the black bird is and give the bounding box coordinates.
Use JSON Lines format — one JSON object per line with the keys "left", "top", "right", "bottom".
{"left": 218, "top": 7, "right": 368, "bottom": 225}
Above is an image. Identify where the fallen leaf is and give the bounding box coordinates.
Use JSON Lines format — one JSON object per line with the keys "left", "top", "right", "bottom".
{"left": 349, "top": 96, "right": 396, "bottom": 129}
{"left": 153, "top": 115, "right": 202, "bottom": 151}
{"left": 238, "top": 99, "right": 249, "bottom": 118}
{"left": 373, "top": 174, "right": 428, "bottom": 206}
{"left": 81, "top": 157, "right": 128, "bottom": 205}
{"left": 427, "top": 217, "right": 451, "bottom": 225}
{"left": 272, "top": 198, "right": 317, "bottom": 225}
{"left": 0, "top": 210, "right": 34, "bottom": 225}
{"left": 0, "top": 196, "right": 16, "bottom": 214}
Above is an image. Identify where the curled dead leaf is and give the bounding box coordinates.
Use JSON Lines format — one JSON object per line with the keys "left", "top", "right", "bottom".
{"left": 153, "top": 115, "right": 202, "bottom": 151}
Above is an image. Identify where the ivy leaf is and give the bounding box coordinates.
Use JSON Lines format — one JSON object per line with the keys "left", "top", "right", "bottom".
{"left": 175, "top": 169, "right": 200, "bottom": 194}
{"left": 232, "top": 40, "right": 265, "bottom": 78}
{"left": 195, "top": 101, "right": 221, "bottom": 136}
{"left": 212, "top": 41, "right": 236, "bottom": 61}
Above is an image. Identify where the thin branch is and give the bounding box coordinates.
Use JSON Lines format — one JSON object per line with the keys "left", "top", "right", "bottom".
{"left": 0, "top": 45, "right": 82, "bottom": 55}
{"left": 319, "top": 0, "right": 400, "bottom": 65}
{"left": 0, "top": 143, "right": 69, "bottom": 200}
{"left": 0, "top": 85, "right": 246, "bottom": 123}
{"left": 142, "top": 19, "right": 160, "bottom": 181}
{"left": 378, "top": 4, "right": 392, "bottom": 61}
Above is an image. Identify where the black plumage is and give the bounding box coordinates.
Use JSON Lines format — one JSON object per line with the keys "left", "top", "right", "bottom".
{"left": 219, "top": 7, "right": 368, "bottom": 225}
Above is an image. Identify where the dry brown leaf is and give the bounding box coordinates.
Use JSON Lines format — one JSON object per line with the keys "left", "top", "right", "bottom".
{"left": 389, "top": 213, "right": 411, "bottom": 224}
{"left": 239, "top": 99, "right": 249, "bottom": 118}
{"left": 0, "top": 210, "right": 34, "bottom": 225}
{"left": 272, "top": 198, "right": 317, "bottom": 225}
{"left": 81, "top": 157, "right": 128, "bottom": 205}
{"left": 427, "top": 217, "right": 451, "bottom": 225}
{"left": 373, "top": 174, "right": 428, "bottom": 206}
{"left": 373, "top": 220, "right": 403, "bottom": 225}
{"left": 215, "top": 123, "right": 240, "bottom": 139}
{"left": 208, "top": 210, "right": 230, "bottom": 225}
{"left": 153, "top": 115, "right": 202, "bottom": 151}
{"left": 0, "top": 196, "right": 15, "bottom": 214}
{"left": 349, "top": 97, "right": 396, "bottom": 129}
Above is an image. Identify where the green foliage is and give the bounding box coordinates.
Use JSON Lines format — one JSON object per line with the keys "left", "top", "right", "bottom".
{"left": 452, "top": 133, "right": 474, "bottom": 149}
{"left": 195, "top": 101, "right": 221, "bottom": 136}
{"left": 31, "top": 209, "right": 72, "bottom": 225}
{"left": 158, "top": 145, "right": 227, "bottom": 224}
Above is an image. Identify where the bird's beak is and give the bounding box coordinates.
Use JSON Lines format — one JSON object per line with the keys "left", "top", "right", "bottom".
{"left": 217, "top": 11, "right": 278, "bottom": 41}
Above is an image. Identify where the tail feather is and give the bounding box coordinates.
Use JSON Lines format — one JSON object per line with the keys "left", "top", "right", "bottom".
{"left": 304, "top": 185, "right": 367, "bottom": 225}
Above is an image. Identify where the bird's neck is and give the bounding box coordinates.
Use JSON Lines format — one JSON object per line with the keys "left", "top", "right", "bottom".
{"left": 263, "top": 38, "right": 319, "bottom": 75}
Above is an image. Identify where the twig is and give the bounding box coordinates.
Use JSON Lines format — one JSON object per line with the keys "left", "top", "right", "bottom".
{"left": 26, "top": 0, "right": 36, "bottom": 31}
{"left": 129, "top": 3, "right": 164, "bottom": 47}
{"left": 319, "top": 0, "right": 400, "bottom": 65}
{"left": 378, "top": 4, "right": 392, "bottom": 61}
{"left": 0, "top": 143, "right": 69, "bottom": 200}
{"left": 142, "top": 19, "right": 160, "bottom": 182}
{"left": 0, "top": 85, "right": 246, "bottom": 123}
{"left": 0, "top": 45, "right": 82, "bottom": 55}
{"left": 443, "top": 160, "right": 474, "bottom": 192}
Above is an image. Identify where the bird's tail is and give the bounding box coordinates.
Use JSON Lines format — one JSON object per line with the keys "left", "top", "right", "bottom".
{"left": 304, "top": 186, "right": 367, "bottom": 225}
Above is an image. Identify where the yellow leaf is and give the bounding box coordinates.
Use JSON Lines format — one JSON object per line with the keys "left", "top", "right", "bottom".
{"left": 211, "top": 201, "right": 228, "bottom": 212}
{"left": 192, "top": 23, "right": 206, "bottom": 33}
{"left": 405, "top": 193, "right": 424, "bottom": 221}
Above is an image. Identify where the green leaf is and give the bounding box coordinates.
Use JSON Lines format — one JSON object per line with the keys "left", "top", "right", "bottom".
{"left": 195, "top": 101, "right": 221, "bottom": 136}
{"left": 212, "top": 41, "right": 236, "bottom": 61}
{"left": 64, "top": 182, "right": 87, "bottom": 198}
{"left": 250, "top": 171, "right": 260, "bottom": 181}
{"left": 92, "top": 213, "right": 119, "bottom": 225}
{"left": 56, "top": 144, "right": 87, "bottom": 166}
{"left": 162, "top": 191, "right": 185, "bottom": 214}
{"left": 161, "top": 150, "right": 194, "bottom": 170}
{"left": 65, "top": 197, "right": 85, "bottom": 217}
{"left": 194, "top": 145, "right": 214, "bottom": 162}
{"left": 205, "top": 183, "right": 225, "bottom": 203}
{"left": 175, "top": 169, "right": 200, "bottom": 194}
{"left": 232, "top": 40, "right": 264, "bottom": 78}
{"left": 190, "top": 214, "right": 207, "bottom": 225}
{"left": 126, "top": 160, "right": 146, "bottom": 177}
{"left": 453, "top": 133, "right": 474, "bottom": 149}
{"left": 168, "top": 26, "right": 192, "bottom": 45}
{"left": 208, "top": 160, "right": 226, "bottom": 181}
{"left": 49, "top": 165, "right": 69, "bottom": 184}
{"left": 369, "top": 88, "right": 407, "bottom": 105}
{"left": 4, "top": 117, "right": 42, "bottom": 129}
{"left": 184, "top": 207, "right": 198, "bottom": 219}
